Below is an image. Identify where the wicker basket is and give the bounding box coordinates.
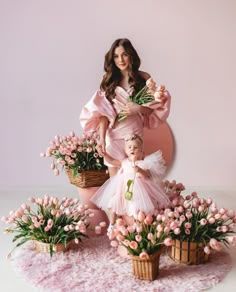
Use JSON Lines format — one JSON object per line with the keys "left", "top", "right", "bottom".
{"left": 66, "top": 169, "right": 109, "bottom": 188}
{"left": 33, "top": 240, "right": 72, "bottom": 253}
{"left": 170, "top": 240, "right": 209, "bottom": 265}
{"left": 132, "top": 249, "right": 162, "bottom": 281}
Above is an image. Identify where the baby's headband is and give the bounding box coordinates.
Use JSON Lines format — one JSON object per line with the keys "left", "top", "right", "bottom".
{"left": 124, "top": 134, "right": 143, "bottom": 143}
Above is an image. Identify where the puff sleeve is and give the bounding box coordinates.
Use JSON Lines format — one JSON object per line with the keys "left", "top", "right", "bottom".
{"left": 143, "top": 90, "right": 171, "bottom": 129}
{"left": 79, "top": 90, "right": 117, "bottom": 132}
{"left": 137, "top": 150, "right": 166, "bottom": 179}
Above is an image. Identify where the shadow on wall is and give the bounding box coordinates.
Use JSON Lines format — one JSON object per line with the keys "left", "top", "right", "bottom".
{"left": 143, "top": 122, "right": 176, "bottom": 176}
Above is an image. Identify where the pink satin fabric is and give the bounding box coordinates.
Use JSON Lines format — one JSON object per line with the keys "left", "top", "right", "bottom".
{"left": 79, "top": 86, "right": 171, "bottom": 162}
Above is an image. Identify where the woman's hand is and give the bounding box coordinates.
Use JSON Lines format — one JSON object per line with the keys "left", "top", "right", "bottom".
{"left": 119, "top": 102, "right": 141, "bottom": 116}
{"left": 96, "top": 142, "right": 106, "bottom": 156}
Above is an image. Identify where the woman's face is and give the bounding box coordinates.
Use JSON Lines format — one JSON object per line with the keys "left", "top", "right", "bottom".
{"left": 125, "top": 140, "right": 143, "bottom": 161}
{"left": 113, "top": 45, "right": 131, "bottom": 72}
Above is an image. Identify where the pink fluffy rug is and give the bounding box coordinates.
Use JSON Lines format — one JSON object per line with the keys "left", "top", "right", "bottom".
{"left": 10, "top": 236, "right": 232, "bottom": 292}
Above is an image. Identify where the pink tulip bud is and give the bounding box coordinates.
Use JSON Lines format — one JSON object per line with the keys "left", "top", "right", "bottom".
{"left": 99, "top": 221, "right": 106, "bottom": 228}
{"left": 95, "top": 226, "right": 102, "bottom": 234}
{"left": 164, "top": 237, "right": 173, "bottom": 246}
{"left": 137, "top": 211, "right": 146, "bottom": 222}
{"left": 204, "top": 245, "right": 211, "bottom": 255}
{"left": 139, "top": 252, "right": 149, "bottom": 260}
{"left": 54, "top": 169, "right": 59, "bottom": 176}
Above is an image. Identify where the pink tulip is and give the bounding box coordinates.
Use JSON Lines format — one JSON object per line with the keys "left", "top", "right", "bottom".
{"left": 164, "top": 237, "right": 173, "bottom": 246}
{"left": 204, "top": 245, "right": 211, "bottom": 255}
{"left": 185, "top": 229, "right": 191, "bottom": 234}
{"left": 144, "top": 214, "right": 153, "bottom": 224}
{"left": 174, "top": 228, "right": 181, "bottom": 235}
{"left": 135, "top": 235, "right": 142, "bottom": 242}
{"left": 95, "top": 226, "right": 102, "bottom": 234}
{"left": 227, "top": 210, "right": 235, "bottom": 219}
{"left": 108, "top": 230, "right": 117, "bottom": 240}
{"left": 79, "top": 227, "right": 87, "bottom": 233}
{"left": 185, "top": 211, "right": 193, "bottom": 219}
{"left": 129, "top": 241, "right": 138, "bottom": 250}
{"left": 136, "top": 225, "right": 143, "bottom": 233}
{"left": 122, "top": 239, "right": 130, "bottom": 247}
{"left": 172, "top": 198, "right": 179, "bottom": 206}
{"left": 51, "top": 209, "right": 57, "bottom": 216}
{"left": 74, "top": 238, "right": 79, "bottom": 244}
{"left": 54, "top": 169, "right": 59, "bottom": 176}
{"left": 219, "top": 208, "right": 227, "bottom": 215}
{"left": 183, "top": 201, "right": 191, "bottom": 209}
{"left": 28, "top": 197, "right": 35, "bottom": 203}
{"left": 1, "top": 216, "right": 8, "bottom": 222}
{"left": 64, "top": 225, "right": 70, "bottom": 232}
{"left": 56, "top": 210, "right": 62, "bottom": 218}
{"left": 207, "top": 198, "right": 213, "bottom": 205}
{"left": 47, "top": 219, "right": 54, "bottom": 228}
{"left": 50, "top": 163, "right": 56, "bottom": 170}
{"left": 127, "top": 226, "right": 135, "bottom": 233}
{"left": 137, "top": 211, "right": 146, "bottom": 222}
{"left": 209, "top": 238, "right": 222, "bottom": 251}
{"left": 208, "top": 217, "right": 215, "bottom": 224}
{"left": 99, "top": 221, "right": 106, "bottom": 228}
{"left": 200, "top": 218, "right": 207, "bottom": 226}
{"left": 156, "top": 214, "right": 162, "bottom": 221}
{"left": 221, "top": 226, "right": 228, "bottom": 233}
{"left": 167, "top": 211, "right": 174, "bottom": 218}
{"left": 44, "top": 226, "right": 50, "bottom": 232}
{"left": 184, "top": 222, "right": 192, "bottom": 229}
{"left": 116, "top": 218, "right": 124, "bottom": 226}
{"left": 170, "top": 221, "right": 178, "bottom": 230}
{"left": 164, "top": 226, "right": 170, "bottom": 233}
{"left": 157, "top": 224, "right": 164, "bottom": 232}
{"left": 198, "top": 205, "right": 205, "bottom": 212}
{"left": 116, "top": 234, "right": 125, "bottom": 242}
{"left": 15, "top": 208, "right": 24, "bottom": 218}
{"left": 139, "top": 252, "right": 149, "bottom": 260}
{"left": 120, "top": 227, "right": 128, "bottom": 236}
{"left": 215, "top": 213, "right": 222, "bottom": 220}
{"left": 147, "top": 233, "right": 154, "bottom": 240}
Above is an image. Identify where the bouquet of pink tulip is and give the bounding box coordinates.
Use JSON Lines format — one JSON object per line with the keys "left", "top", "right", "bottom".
{"left": 117, "top": 77, "right": 168, "bottom": 122}
{"left": 164, "top": 179, "right": 186, "bottom": 200}
{"left": 108, "top": 211, "right": 173, "bottom": 259}
{"left": 1, "top": 194, "right": 106, "bottom": 256}
{"left": 164, "top": 189, "right": 236, "bottom": 255}
{"left": 40, "top": 131, "right": 108, "bottom": 178}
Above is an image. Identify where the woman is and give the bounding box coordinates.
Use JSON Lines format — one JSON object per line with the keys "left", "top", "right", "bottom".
{"left": 80, "top": 38, "right": 171, "bottom": 176}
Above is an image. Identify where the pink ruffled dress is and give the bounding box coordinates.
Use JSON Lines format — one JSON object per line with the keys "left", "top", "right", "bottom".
{"left": 79, "top": 86, "right": 171, "bottom": 164}
{"left": 90, "top": 151, "right": 170, "bottom": 216}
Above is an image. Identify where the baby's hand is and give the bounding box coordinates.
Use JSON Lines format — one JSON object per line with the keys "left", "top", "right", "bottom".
{"left": 135, "top": 166, "right": 150, "bottom": 178}
{"left": 134, "top": 166, "right": 144, "bottom": 177}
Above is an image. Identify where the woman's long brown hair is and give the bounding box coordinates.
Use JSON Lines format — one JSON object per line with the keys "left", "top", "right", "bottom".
{"left": 100, "top": 38, "right": 146, "bottom": 101}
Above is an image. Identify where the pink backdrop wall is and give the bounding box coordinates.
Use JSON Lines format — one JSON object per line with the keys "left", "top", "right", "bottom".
{"left": 0, "top": 0, "right": 236, "bottom": 188}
